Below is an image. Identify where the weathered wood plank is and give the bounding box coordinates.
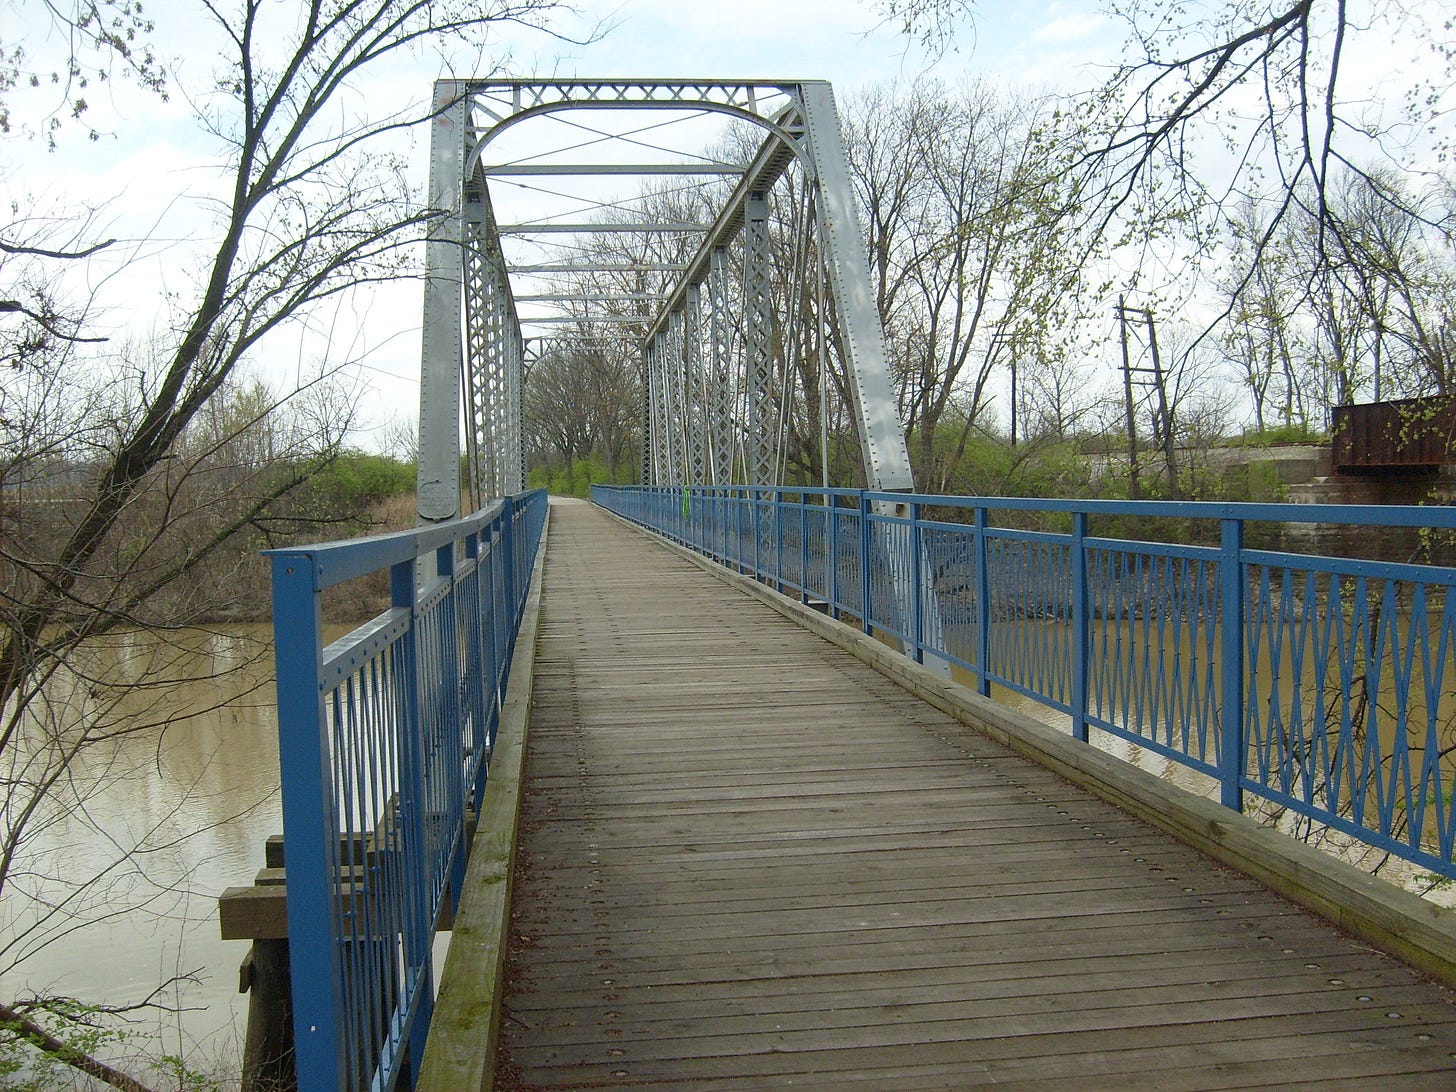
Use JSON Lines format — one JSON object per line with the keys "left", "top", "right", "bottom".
{"left": 494, "top": 499, "right": 1456, "bottom": 1089}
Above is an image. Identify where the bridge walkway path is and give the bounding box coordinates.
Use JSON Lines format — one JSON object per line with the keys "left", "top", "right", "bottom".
{"left": 495, "top": 499, "right": 1456, "bottom": 1089}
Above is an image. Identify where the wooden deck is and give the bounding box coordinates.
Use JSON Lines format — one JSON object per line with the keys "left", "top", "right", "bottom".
{"left": 496, "top": 499, "right": 1456, "bottom": 1089}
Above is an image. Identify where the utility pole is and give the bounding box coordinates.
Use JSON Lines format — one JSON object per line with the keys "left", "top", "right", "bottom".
{"left": 1116, "top": 298, "right": 1178, "bottom": 498}
{"left": 1144, "top": 311, "right": 1179, "bottom": 497}
{"left": 1118, "top": 295, "right": 1142, "bottom": 500}
{"left": 1010, "top": 348, "right": 1019, "bottom": 448}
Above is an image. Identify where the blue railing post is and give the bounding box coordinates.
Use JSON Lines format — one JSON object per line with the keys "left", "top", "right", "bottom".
{"left": 402, "top": 547, "right": 439, "bottom": 1086}
{"left": 501, "top": 495, "right": 518, "bottom": 632}
{"left": 775, "top": 490, "right": 785, "bottom": 592}
{"left": 473, "top": 527, "right": 496, "bottom": 801}
{"left": 800, "top": 496, "right": 810, "bottom": 604}
{"left": 909, "top": 500, "right": 924, "bottom": 664}
{"left": 1219, "top": 517, "right": 1246, "bottom": 812}
{"left": 752, "top": 489, "right": 763, "bottom": 580}
{"left": 713, "top": 489, "right": 723, "bottom": 562}
{"left": 1071, "top": 511, "right": 1089, "bottom": 743}
{"left": 829, "top": 500, "right": 842, "bottom": 620}
{"left": 974, "top": 506, "right": 991, "bottom": 697}
{"left": 272, "top": 552, "right": 341, "bottom": 1090}
{"left": 723, "top": 488, "right": 731, "bottom": 564}
{"left": 859, "top": 491, "right": 873, "bottom": 635}
{"left": 732, "top": 488, "right": 743, "bottom": 570}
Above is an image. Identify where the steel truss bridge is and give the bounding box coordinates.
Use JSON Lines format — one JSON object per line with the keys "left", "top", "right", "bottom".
{"left": 218, "top": 80, "right": 1456, "bottom": 1092}
{"left": 416, "top": 78, "right": 913, "bottom": 518}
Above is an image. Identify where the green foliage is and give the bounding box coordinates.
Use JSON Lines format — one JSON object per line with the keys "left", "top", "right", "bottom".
{"left": 0, "top": 996, "right": 228, "bottom": 1091}
{"left": 528, "top": 456, "right": 631, "bottom": 499}
{"left": 1227, "top": 424, "right": 1328, "bottom": 447}
{"left": 278, "top": 449, "right": 417, "bottom": 535}
{"left": 308, "top": 450, "right": 416, "bottom": 513}
{"left": 0, "top": 999, "right": 127, "bottom": 1091}
{"left": 158, "top": 1052, "right": 223, "bottom": 1091}
{"left": 916, "top": 423, "right": 1094, "bottom": 503}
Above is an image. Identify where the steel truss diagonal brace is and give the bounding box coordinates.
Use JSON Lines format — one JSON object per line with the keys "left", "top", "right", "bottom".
{"left": 797, "top": 82, "right": 913, "bottom": 493}
{"left": 794, "top": 83, "right": 949, "bottom": 674}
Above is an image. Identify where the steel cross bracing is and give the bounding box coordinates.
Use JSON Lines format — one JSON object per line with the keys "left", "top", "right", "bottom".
{"left": 416, "top": 77, "right": 925, "bottom": 520}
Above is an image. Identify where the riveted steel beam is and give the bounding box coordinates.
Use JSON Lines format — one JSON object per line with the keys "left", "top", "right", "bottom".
{"left": 511, "top": 262, "right": 689, "bottom": 273}
{"left": 484, "top": 163, "right": 739, "bottom": 176}
{"left": 499, "top": 224, "right": 706, "bottom": 234}
{"left": 417, "top": 83, "right": 468, "bottom": 523}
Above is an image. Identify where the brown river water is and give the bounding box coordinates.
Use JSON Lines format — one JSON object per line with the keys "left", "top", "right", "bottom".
{"left": 3, "top": 625, "right": 282, "bottom": 1077}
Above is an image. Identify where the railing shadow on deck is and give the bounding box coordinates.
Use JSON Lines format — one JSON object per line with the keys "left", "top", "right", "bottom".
{"left": 260, "top": 489, "right": 546, "bottom": 1091}
{"left": 595, "top": 484, "right": 1456, "bottom": 889}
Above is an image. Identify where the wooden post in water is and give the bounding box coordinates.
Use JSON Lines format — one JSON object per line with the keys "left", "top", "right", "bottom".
{"left": 219, "top": 834, "right": 295, "bottom": 1092}
{"left": 238, "top": 938, "right": 294, "bottom": 1091}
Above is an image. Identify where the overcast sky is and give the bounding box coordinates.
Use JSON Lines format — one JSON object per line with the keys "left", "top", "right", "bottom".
{"left": 8, "top": 1, "right": 1444, "bottom": 449}
{"left": 4, "top": 0, "right": 1125, "bottom": 448}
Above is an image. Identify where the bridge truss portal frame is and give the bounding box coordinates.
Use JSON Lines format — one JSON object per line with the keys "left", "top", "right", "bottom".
{"left": 416, "top": 78, "right": 917, "bottom": 516}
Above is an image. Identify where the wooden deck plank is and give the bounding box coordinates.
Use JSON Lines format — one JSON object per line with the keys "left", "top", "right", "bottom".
{"left": 495, "top": 499, "right": 1456, "bottom": 1088}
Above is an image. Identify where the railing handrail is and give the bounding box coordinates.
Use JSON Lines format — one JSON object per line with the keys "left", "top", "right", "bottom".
{"left": 268, "top": 489, "right": 547, "bottom": 1091}
{"left": 645, "top": 482, "right": 1456, "bottom": 530}
{"left": 262, "top": 496, "right": 511, "bottom": 586}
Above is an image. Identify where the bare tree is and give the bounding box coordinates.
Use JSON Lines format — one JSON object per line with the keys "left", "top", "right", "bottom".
{"left": 524, "top": 341, "right": 640, "bottom": 490}
{"left": 845, "top": 79, "right": 1089, "bottom": 491}
{"left": 0, "top": 0, "right": 166, "bottom": 145}
{"left": 1, "top": 0, "right": 587, "bottom": 1084}
{"left": 882, "top": 1, "right": 1454, "bottom": 439}
{"left": 1216, "top": 167, "right": 1456, "bottom": 431}
{"left": 1221, "top": 197, "right": 1307, "bottom": 431}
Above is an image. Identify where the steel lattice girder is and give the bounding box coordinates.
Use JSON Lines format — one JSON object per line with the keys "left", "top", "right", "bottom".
{"left": 706, "top": 247, "right": 734, "bottom": 485}
{"left": 741, "top": 192, "right": 775, "bottom": 486}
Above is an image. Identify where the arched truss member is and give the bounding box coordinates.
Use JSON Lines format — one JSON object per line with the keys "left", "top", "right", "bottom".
{"left": 417, "top": 78, "right": 917, "bottom": 516}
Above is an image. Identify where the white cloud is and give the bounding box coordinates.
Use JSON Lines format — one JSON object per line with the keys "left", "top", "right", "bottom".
{"left": 1029, "top": 11, "right": 1110, "bottom": 47}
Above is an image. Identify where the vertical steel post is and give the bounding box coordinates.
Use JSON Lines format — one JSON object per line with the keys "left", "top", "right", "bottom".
{"left": 909, "top": 501, "right": 924, "bottom": 664}
{"left": 640, "top": 346, "right": 655, "bottom": 486}
{"left": 974, "top": 507, "right": 991, "bottom": 697}
{"left": 461, "top": 187, "right": 488, "bottom": 511}
{"left": 743, "top": 192, "right": 774, "bottom": 485}
{"left": 505, "top": 321, "right": 526, "bottom": 494}
{"left": 667, "top": 310, "right": 688, "bottom": 485}
{"left": 1071, "top": 511, "right": 1089, "bottom": 743}
{"left": 271, "top": 552, "right": 340, "bottom": 1090}
{"left": 707, "top": 247, "right": 734, "bottom": 485}
{"left": 797, "top": 83, "right": 913, "bottom": 494}
{"left": 684, "top": 285, "right": 707, "bottom": 485}
{"left": 1219, "top": 517, "right": 1246, "bottom": 811}
{"left": 418, "top": 81, "right": 467, "bottom": 523}
{"left": 859, "top": 491, "right": 873, "bottom": 635}
{"left": 798, "top": 82, "right": 951, "bottom": 678}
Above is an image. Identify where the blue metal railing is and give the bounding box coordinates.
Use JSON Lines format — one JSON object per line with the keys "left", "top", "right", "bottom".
{"left": 267, "top": 489, "right": 546, "bottom": 1091}
{"left": 595, "top": 483, "right": 1456, "bottom": 882}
